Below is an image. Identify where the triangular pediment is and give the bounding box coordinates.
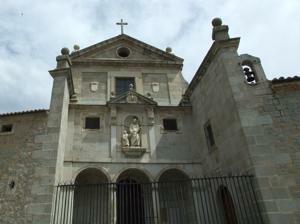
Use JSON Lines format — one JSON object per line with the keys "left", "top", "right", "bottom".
{"left": 108, "top": 89, "right": 157, "bottom": 106}
{"left": 70, "top": 34, "right": 183, "bottom": 65}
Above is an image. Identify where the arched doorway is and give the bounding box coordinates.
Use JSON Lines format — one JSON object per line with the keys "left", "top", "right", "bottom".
{"left": 218, "top": 186, "right": 238, "bottom": 224}
{"left": 158, "top": 169, "right": 195, "bottom": 224}
{"left": 73, "top": 168, "right": 109, "bottom": 224}
{"left": 116, "top": 169, "right": 153, "bottom": 224}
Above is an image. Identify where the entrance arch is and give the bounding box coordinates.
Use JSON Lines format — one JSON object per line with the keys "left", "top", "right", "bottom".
{"left": 73, "top": 168, "right": 109, "bottom": 224}
{"left": 158, "top": 169, "right": 195, "bottom": 224}
{"left": 116, "top": 169, "right": 153, "bottom": 224}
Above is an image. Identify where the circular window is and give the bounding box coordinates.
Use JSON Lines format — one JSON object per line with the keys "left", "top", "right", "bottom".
{"left": 117, "top": 47, "right": 131, "bottom": 58}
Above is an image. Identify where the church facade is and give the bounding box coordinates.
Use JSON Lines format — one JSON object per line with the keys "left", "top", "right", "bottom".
{"left": 0, "top": 18, "right": 299, "bottom": 224}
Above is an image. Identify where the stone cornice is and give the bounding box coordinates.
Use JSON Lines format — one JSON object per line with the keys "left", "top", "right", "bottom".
{"left": 182, "top": 37, "right": 240, "bottom": 99}
{"left": 48, "top": 68, "right": 75, "bottom": 96}
{"left": 71, "top": 58, "right": 183, "bottom": 69}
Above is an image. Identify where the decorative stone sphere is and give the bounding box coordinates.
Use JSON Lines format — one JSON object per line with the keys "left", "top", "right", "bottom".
{"left": 166, "top": 47, "right": 172, "bottom": 53}
{"left": 61, "top": 47, "right": 70, "bottom": 55}
{"left": 73, "top": 44, "right": 80, "bottom": 51}
{"left": 212, "top": 17, "right": 222, "bottom": 27}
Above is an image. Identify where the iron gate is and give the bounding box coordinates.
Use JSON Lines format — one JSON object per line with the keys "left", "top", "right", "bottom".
{"left": 52, "top": 175, "right": 264, "bottom": 224}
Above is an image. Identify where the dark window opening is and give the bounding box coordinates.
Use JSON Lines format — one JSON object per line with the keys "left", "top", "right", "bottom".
{"left": 85, "top": 117, "right": 100, "bottom": 129}
{"left": 1, "top": 124, "right": 13, "bottom": 132}
{"left": 115, "top": 77, "right": 135, "bottom": 96}
{"left": 204, "top": 121, "right": 216, "bottom": 148}
{"left": 163, "top": 119, "right": 178, "bottom": 131}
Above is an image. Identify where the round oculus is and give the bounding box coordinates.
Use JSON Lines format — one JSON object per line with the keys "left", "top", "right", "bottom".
{"left": 117, "top": 47, "right": 131, "bottom": 58}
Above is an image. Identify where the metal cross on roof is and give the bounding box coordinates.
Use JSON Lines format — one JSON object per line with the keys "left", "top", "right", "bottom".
{"left": 116, "top": 19, "right": 128, "bottom": 34}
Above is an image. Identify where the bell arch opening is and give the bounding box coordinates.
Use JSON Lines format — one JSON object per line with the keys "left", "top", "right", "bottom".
{"left": 241, "top": 60, "right": 257, "bottom": 84}
{"left": 116, "top": 169, "right": 153, "bottom": 224}
{"left": 73, "top": 168, "right": 109, "bottom": 224}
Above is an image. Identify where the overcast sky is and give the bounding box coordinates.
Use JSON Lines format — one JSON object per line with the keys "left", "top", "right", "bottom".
{"left": 0, "top": 0, "right": 299, "bottom": 113}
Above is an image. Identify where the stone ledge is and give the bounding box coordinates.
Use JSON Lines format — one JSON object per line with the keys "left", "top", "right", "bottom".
{"left": 122, "top": 146, "right": 146, "bottom": 157}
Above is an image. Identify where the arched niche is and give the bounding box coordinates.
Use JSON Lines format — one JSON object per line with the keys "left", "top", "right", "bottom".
{"left": 158, "top": 169, "right": 195, "bottom": 223}
{"left": 73, "top": 168, "right": 110, "bottom": 224}
{"left": 123, "top": 115, "right": 141, "bottom": 129}
{"left": 217, "top": 185, "right": 238, "bottom": 224}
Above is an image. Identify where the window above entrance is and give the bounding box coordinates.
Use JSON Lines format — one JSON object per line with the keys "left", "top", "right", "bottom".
{"left": 115, "top": 77, "right": 135, "bottom": 96}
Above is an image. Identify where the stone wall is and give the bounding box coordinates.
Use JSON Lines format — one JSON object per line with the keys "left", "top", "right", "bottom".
{"left": 0, "top": 112, "right": 47, "bottom": 224}
{"left": 189, "top": 49, "right": 251, "bottom": 176}
{"left": 81, "top": 72, "right": 108, "bottom": 103}
{"left": 71, "top": 65, "right": 185, "bottom": 106}
{"left": 237, "top": 80, "right": 300, "bottom": 224}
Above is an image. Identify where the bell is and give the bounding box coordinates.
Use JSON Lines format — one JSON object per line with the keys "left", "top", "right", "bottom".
{"left": 246, "top": 75, "right": 255, "bottom": 83}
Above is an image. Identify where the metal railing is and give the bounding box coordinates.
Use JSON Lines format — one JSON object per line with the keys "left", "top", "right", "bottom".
{"left": 52, "top": 175, "right": 264, "bottom": 224}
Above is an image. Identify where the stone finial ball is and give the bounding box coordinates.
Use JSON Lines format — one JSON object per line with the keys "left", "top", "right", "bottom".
{"left": 61, "top": 47, "right": 70, "bottom": 55}
{"left": 212, "top": 17, "right": 222, "bottom": 27}
{"left": 166, "top": 47, "right": 172, "bottom": 53}
{"left": 73, "top": 44, "right": 80, "bottom": 51}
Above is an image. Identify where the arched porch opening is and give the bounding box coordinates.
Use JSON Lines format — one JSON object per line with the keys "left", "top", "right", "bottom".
{"left": 73, "top": 168, "right": 109, "bottom": 224}
{"left": 116, "top": 169, "right": 153, "bottom": 224}
{"left": 158, "top": 169, "right": 195, "bottom": 224}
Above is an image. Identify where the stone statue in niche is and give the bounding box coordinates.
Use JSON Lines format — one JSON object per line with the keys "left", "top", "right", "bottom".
{"left": 121, "top": 130, "right": 130, "bottom": 147}
{"left": 129, "top": 117, "right": 141, "bottom": 146}
{"left": 122, "top": 117, "right": 141, "bottom": 147}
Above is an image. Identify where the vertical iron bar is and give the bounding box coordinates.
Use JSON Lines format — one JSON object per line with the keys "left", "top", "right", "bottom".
{"left": 52, "top": 186, "right": 59, "bottom": 224}
{"left": 206, "top": 177, "right": 219, "bottom": 224}
{"left": 65, "top": 185, "right": 69, "bottom": 224}
{"left": 163, "top": 182, "right": 170, "bottom": 224}
{"left": 225, "top": 176, "right": 243, "bottom": 224}
{"left": 178, "top": 181, "right": 185, "bottom": 224}
{"left": 192, "top": 180, "right": 200, "bottom": 223}
{"left": 154, "top": 182, "right": 160, "bottom": 224}
{"left": 210, "top": 177, "right": 221, "bottom": 224}
{"left": 95, "top": 184, "right": 98, "bottom": 224}
{"left": 136, "top": 181, "right": 140, "bottom": 224}
{"left": 234, "top": 176, "right": 251, "bottom": 223}
{"left": 229, "top": 176, "right": 246, "bottom": 223}
{"left": 143, "top": 184, "right": 147, "bottom": 224}
{"left": 90, "top": 185, "right": 92, "bottom": 224}
{"left": 60, "top": 186, "right": 66, "bottom": 224}
{"left": 196, "top": 179, "right": 207, "bottom": 223}
{"left": 205, "top": 177, "right": 215, "bottom": 224}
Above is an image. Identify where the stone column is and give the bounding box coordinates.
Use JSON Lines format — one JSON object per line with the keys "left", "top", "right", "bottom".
{"left": 147, "top": 107, "right": 156, "bottom": 158}
{"left": 110, "top": 105, "right": 117, "bottom": 158}
{"left": 29, "top": 49, "right": 72, "bottom": 224}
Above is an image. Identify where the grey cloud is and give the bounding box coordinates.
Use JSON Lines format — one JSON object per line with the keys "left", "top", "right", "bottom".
{"left": 0, "top": 0, "right": 299, "bottom": 113}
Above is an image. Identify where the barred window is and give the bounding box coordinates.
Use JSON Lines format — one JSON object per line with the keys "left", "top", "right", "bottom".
{"left": 85, "top": 117, "right": 100, "bottom": 129}
{"left": 1, "top": 124, "right": 13, "bottom": 133}
{"left": 163, "top": 119, "right": 178, "bottom": 131}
